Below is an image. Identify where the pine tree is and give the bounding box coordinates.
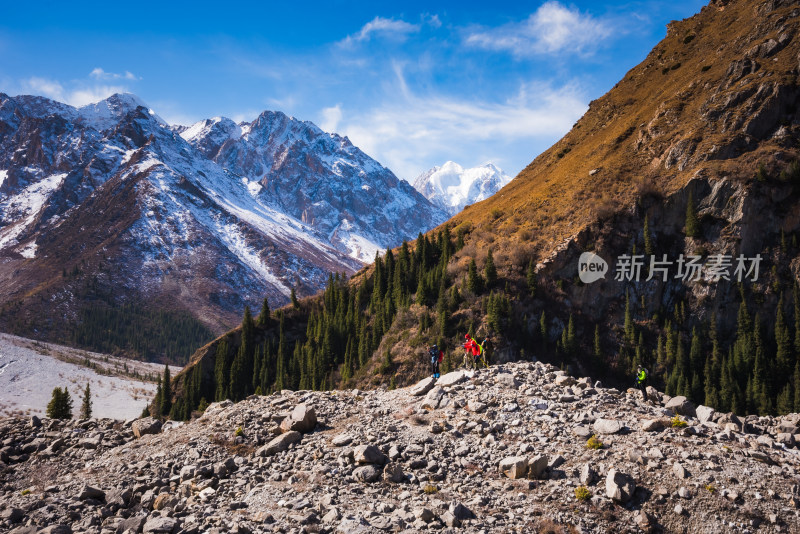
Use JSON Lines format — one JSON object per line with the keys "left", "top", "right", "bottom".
{"left": 160, "top": 365, "right": 172, "bottom": 417}
{"left": 526, "top": 259, "right": 537, "bottom": 297}
{"left": 214, "top": 338, "right": 230, "bottom": 401}
{"left": 775, "top": 293, "right": 792, "bottom": 379}
{"left": 624, "top": 290, "right": 634, "bottom": 344}
{"left": 643, "top": 214, "right": 654, "bottom": 256}
{"left": 685, "top": 191, "right": 700, "bottom": 238}
{"left": 46, "top": 387, "right": 73, "bottom": 420}
{"left": 154, "top": 375, "right": 163, "bottom": 416}
{"left": 484, "top": 249, "right": 497, "bottom": 288}
{"left": 539, "top": 311, "right": 547, "bottom": 346}
{"left": 80, "top": 383, "right": 92, "bottom": 419}
{"left": 593, "top": 324, "right": 602, "bottom": 364}
{"left": 256, "top": 297, "right": 270, "bottom": 327}
{"left": 467, "top": 259, "right": 484, "bottom": 294}
{"left": 291, "top": 287, "right": 299, "bottom": 308}
{"left": 566, "top": 314, "right": 576, "bottom": 356}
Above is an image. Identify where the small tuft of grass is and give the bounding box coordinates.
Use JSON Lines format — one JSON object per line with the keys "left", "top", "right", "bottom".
{"left": 423, "top": 484, "right": 439, "bottom": 494}
{"left": 575, "top": 486, "right": 592, "bottom": 501}
{"left": 671, "top": 415, "right": 688, "bottom": 428}
{"left": 20, "top": 489, "right": 32, "bottom": 496}
{"left": 586, "top": 435, "right": 604, "bottom": 450}
{"left": 705, "top": 484, "right": 717, "bottom": 494}
{"left": 235, "top": 426, "right": 244, "bottom": 437}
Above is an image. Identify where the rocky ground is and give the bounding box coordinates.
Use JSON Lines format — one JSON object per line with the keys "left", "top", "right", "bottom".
{"left": 1, "top": 360, "right": 799, "bottom": 533}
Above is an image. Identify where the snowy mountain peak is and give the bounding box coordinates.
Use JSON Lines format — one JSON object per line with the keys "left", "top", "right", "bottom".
{"left": 78, "top": 93, "right": 165, "bottom": 131}
{"left": 412, "top": 161, "right": 513, "bottom": 216}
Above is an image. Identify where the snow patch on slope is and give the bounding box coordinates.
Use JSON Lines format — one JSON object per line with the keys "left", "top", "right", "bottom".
{"left": 0, "top": 173, "right": 67, "bottom": 250}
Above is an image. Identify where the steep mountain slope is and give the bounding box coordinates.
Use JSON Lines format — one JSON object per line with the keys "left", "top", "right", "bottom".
{"left": 182, "top": 113, "right": 448, "bottom": 262}
{"left": 166, "top": 0, "right": 800, "bottom": 420}
{"left": 0, "top": 93, "right": 397, "bottom": 356}
{"left": 413, "top": 161, "right": 512, "bottom": 215}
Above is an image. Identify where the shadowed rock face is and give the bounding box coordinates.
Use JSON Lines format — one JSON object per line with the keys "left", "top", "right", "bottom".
{"left": 1, "top": 360, "right": 798, "bottom": 532}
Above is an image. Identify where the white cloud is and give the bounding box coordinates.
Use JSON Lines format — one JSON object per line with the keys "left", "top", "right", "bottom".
{"left": 466, "top": 1, "right": 612, "bottom": 56}
{"left": 69, "top": 85, "right": 128, "bottom": 107}
{"left": 319, "top": 104, "right": 342, "bottom": 133}
{"left": 342, "top": 16, "right": 420, "bottom": 45}
{"left": 21, "top": 77, "right": 66, "bottom": 101}
{"left": 337, "top": 65, "right": 587, "bottom": 180}
{"left": 90, "top": 68, "right": 139, "bottom": 81}
{"left": 20, "top": 77, "right": 128, "bottom": 107}
{"left": 18, "top": 69, "right": 139, "bottom": 108}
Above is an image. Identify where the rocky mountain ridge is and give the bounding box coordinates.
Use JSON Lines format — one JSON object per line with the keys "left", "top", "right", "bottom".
{"left": 1, "top": 360, "right": 799, "bottom": 533}
{"left": 0, "top": 92, "right": 444, "bottom": 351}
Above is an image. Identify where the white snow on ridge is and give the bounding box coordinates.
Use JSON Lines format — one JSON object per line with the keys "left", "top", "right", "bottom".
{"left": 0, "top": 170, "right": 7, "bottom": 189}
{"left": 413, "top": 161, "right": 512, "bottom": 216}
{"left": 0, "top": 173, "right": 67, "bottom": 250}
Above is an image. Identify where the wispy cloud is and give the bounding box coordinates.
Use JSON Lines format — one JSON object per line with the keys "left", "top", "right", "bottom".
{"left": 341, "top": 16, "right": 421, "bottom": 45}
{"left": 90, "top": 67, "right": 139, "bottom": 81}
{"left": 320, "top": 104, "right": 342, "bottom": 133}
{"left": 466, "top": 1, "right": 613, "bottom": 57}
{"left": 333, "top": 63, "right": 587, "bottom": 180}
{"left": 18, "top": 69, "right": 139, "bottom": 107}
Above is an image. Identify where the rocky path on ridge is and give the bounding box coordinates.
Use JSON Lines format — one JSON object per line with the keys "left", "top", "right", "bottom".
{"left": 1, "top": 360, "right": 800, "bottom": 533}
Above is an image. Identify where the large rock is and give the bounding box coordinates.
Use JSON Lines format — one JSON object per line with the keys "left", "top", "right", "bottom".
{"left": 38, "top": 527, "right": 72, "bottom": 534}
{"left": 665, "top": 396, "right": 696, "bottom": 417}
{"left": 495, "top": 373, "right": 521, "bottom": 389}
{"left": 353, "top": 445, "right": 388, "bottom": 465}
{"left": 117, "top": 515, "right": 147, "bottom": 534}
{"left": 382, "top": 462, "right": 405, "bottom": 483}
{"left": 410, "top": 376, "right": 437, "bottom": 396}
{"left": 132, "top": 418, "right": 162, "bottom": 439}
{"left": 280, "top": 404, "right": 317, "bottom": 433}
{"left": 696, "top": 405, "right": 715, "bottom": 423}
{"left": 78, "top": 485, "right": 105, "bottom": 501}
{"left": 436, "top": 370, "right": 467, "bottom": 387}
{"left": 641, "top": 419, "right": 665, "bottom": 432}
{"left": 422, "top": 386, "right": 446, "bottom": 410}
{"left": 352, "top": 465, "right": 382, "bottom": 483}
{"left": 142, "top": 517, "right": 178, "bottom": 533}
{"left": 593, "top": 418, "right": 624, "bottom": 435}
{"left": 499, "top": 456, "right": 528, "bottom": 479}
{"left": 606, "top": 469, "right": 636, "bottom": 503}
{"left": 528, "top": 454, "right": 549, "bottom": 479}
{"left": 449, "top": 502, "right": 475, "bottom": 521}
{"left": 554, "top": 375, "right": 576, "bottom": 387}
{"left": 256, "top": 431, "right": 302, "bottom": 456}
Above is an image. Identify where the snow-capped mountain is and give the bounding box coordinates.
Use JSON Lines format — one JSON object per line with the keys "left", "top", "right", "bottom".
{"left": 0, "top": 92, "right": 444, "bottom": 336}
{"left": 412, "top": 161, "right": 513, "bottom": 216}
{"left": 182, "top": 112, "right": 447, "bottom": 262}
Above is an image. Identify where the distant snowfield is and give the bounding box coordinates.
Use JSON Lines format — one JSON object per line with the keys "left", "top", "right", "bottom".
{"left": 0, "top": 333, "right": 180, "bottom": 420}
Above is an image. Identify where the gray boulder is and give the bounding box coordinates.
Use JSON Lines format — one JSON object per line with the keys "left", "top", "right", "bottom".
{"left": 593, "top": 418, "right": 624, "bottom": 435}
{"left": 410, "top": 376, "right": 436, "bottom": 396}
{"left": 256, "top": 431, "right": 302, "bottom": 456}
{"left": 353, "top": 464, "right": 382, "bottom": 483}
{"left": 132, "top": 417, "right": 162, "bottom": 439}
{"left": 280, "top": 404, "right": 317, "bottom": 433}
{"left": 665, "top": 396, "right": 696, "bottom": 417}
{"left": 499, "top": 456, "right": 528, "bottom": 479}
{"left": 354, "top": 444, "right": 388, "bottom": 465}
{"left": 606, "top": 469, "right": 636, "bottom": 503}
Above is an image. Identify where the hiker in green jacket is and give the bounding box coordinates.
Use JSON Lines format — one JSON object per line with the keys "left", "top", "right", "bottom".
{"left": 636, "top": 366, "right": 648, "bottom": 400}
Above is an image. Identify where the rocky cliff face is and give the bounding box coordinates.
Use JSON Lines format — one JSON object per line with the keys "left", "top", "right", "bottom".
{"left": 182, "top": 112, "right": 448, "bottom": 263}
{"left": 1, "top": 361, "right": 799, "bottom": 532}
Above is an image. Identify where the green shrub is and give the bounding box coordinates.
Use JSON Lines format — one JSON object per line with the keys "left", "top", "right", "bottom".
{"left": 235, "top": 426, "right": 244, "bottom": 437}
{"left": 586, "top": 435, "right": 604, "bottom": 450}
{"left": 701, "top": 65, "right": 711, "bottom": 72}
{"left": 423, "top": 484, "right": 439, "bottom": 494}
{"left": 671, "top": 415, "right": 688, "bottom": 428}
{"left": 575, "top": 486, "right": 592, "bottom": 501}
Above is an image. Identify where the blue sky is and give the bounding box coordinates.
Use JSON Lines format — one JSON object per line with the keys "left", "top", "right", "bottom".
{"left": 0, "top": 0, "right": 707, "bottom": 181}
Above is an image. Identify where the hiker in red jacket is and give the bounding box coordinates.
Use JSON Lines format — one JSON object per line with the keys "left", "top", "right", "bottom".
{"left": 463, "top": 334, "right": 480, "bottom": 370}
